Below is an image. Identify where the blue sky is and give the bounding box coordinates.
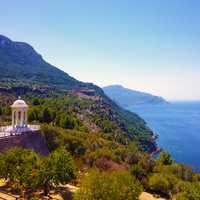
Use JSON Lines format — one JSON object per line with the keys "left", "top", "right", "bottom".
{"left": 0, "top": 0, "right": 200, "bottom": 100}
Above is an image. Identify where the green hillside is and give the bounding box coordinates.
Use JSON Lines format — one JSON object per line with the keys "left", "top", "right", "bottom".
{"left": 0, "top": 35, "right": 156, "bottom": 152}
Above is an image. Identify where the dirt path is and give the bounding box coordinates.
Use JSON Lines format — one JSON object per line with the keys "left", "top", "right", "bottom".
{"left": 140, "top": 192, "right": 166, "bottom": 200}
{"left": 0, "top": 192, "right": 17, "bottom": 200}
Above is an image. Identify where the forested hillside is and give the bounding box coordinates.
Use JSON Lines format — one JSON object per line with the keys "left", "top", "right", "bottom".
{"left": 0, "top": 35, "right": 156, "bottom": 152}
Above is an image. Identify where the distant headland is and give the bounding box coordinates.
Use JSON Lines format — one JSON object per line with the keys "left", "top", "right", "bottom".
{"left": 103, "top": 85, "right": 168, "bottom": 108}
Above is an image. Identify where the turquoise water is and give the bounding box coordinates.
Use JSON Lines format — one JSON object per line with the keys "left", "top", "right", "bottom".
{"left": 129, "top": 102, "right": 200, "bottom": 171}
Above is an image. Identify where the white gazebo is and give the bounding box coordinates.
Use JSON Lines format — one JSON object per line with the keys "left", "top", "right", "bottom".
{"left": 0, "top": 97, "right": 40, "bottom": 137}
{"left": 11, "top": 97, "right": 28, "bottom": 128}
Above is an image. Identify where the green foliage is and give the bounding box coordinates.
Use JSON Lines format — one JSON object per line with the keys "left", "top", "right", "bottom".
{"left": 130, "top": 164, "right": 146, "bottom": 181}
{"left": 41, "top": 125, "right": 87, "bottom": 156}
{"left": 32, "top": 97, "right": 40, "bottom": 106}
{"left": 149, "top": 173, "right": 179, "bottom": 196}
{"left": 0, "top": 148, "right": 39, "bottom": 191}
{"left": 2, "top": 106, "right": 11, "bottom": 116}
{"left": 154, "top": 163, "right": 194, "bottom": 182}
{"left": 41, "top": 125, "right": 63, "bottom": 151}
{"left": 74, "top": 170, "right": 143, "bottom": 200}
{"left": 0, "top": 147, "right": 75, "bottom": 196}
{"left": 28, "top": 107, "right": 40, "bottom": 122}
{"left": 95, "top": 119, "right": 116, "bottom": 133}
{"left": 158, "top": 151, "right": 173, "bottom": 165}
{"left": 58, "top": 114, "right": 77, "bottom": 129}
{"left": 35, "top": 148, "right": 76, "bottom": 195}
{"left": 41, "top": 107, "right": 52, "bottom": 123}
{"left": 176, "top": 182, "right": 200, "bottom": 200}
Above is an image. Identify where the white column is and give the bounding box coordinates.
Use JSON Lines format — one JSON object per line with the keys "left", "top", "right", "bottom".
{"left": 21, "top": 110, "right": 24, "bottom": 126}
{"left": 16, "top": 110, "right": 19, "bottom": 126}
{"left": 12, "top": 110, "right": 14, "bottom": 128}
{"left": 14, "top": 111, "right": 16, "bottom": 127}
{"left": 25, "top": 110, "right": 28, "bottom": 126}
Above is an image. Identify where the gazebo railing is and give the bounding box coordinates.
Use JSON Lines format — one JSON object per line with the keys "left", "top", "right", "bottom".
{"left": 0, "top": 125, "right": 40, "bottom": 138}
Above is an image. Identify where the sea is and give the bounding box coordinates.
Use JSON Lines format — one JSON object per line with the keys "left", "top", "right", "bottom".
{"left": 129, "top": 101, "right": 200, "bottom": 171}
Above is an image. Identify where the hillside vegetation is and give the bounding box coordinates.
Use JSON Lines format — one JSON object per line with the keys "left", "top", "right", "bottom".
{"left": 0, "top": 35, "right": 156, "bottom": 152}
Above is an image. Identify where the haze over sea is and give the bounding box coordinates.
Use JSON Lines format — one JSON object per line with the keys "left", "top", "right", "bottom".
{"left": 129, "top": 101, "right": 200, "bottom": 171}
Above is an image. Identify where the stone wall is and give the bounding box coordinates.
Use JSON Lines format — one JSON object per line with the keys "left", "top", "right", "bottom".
{"left": 0, "top": 131, "right": 49, "bottom": 156}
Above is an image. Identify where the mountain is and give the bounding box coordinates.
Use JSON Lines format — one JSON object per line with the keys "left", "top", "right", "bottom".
{"left": 0, "top": 35, "right": 93, "bottom": 89}
{"left": 0, "top": 35, "right": 157, "bottom": 152}
{"left": 103, "top": 85, "right": 168, "bottom": 108}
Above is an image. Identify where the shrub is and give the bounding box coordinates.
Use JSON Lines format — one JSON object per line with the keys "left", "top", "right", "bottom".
{"left": 176, "top": 182, "right": 200, "bottom": 200}
{"left": 158, "top": 151, "right": 173, "bottom": 165}
{"left": 149, "top": 173, "right": 178, "bottom": 197}
{"left": 59, "top": 114, "right": 76, "bottom": 129}
{"left": 130, "top": 164, "right": 145, "bottom": 180}
{"left": 32, "top": 98, "right": 40, "bottom": 106}
{"left": 74, "top": 171, "right": 143, "bottom": 200}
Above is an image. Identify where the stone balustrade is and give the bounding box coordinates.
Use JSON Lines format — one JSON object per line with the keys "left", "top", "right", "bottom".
{"left": 0, "top": 125, "right": 40, "bottom": 138}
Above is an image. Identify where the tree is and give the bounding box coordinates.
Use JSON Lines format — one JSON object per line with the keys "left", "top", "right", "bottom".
{"left": 28, "top": 108, "right": 39, "bottom": 122}
{"left": 35, "top": 148, "right": 76, "bottom": 196}
{"left": 41, "top": 107, "right": 52, "bottom": 123}
{"left": 158, "top": 151, "right": 173, "bottom": 165}
{"left": 0, "top": 148, "right": 40, "bottom": 192}
{"left": 41, "top": 125, "right": 61, "bottom": 151}
{"left": 0, "top": 147, "right": 75, "bottom": 196}
{"left": 59, "top": 114, "right": 76, "bottom": 129}
{"left": 74, "top": 171, "right": 143, "bottom": 200}
{"left": 32, "top": 98, "right": 40, "bottom": 106}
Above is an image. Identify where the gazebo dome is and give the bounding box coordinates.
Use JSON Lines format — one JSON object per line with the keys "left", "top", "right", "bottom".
{"left": 11, "top": 99, "right": 28, "bottom": 108}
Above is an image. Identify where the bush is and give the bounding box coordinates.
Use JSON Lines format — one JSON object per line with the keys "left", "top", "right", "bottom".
{"left": 59, "top": 114, "right": 77, "bottom": 129}
{"left": 176, "top": 182, "right": 200, "bottom": 200}
{"left": 149, "top": 173, "right": 178, "bottom": 197}
{"left": 130, "top": 164, "right": 145, "bottom": 180}
{"left": 32, "top": 98, "right": 40, "bottom": 106}
{"left": 74, "top": 171, "right": 143, "bottom": 200}
{"left": 158, "top": 151, "right": 173, "bottom": 165}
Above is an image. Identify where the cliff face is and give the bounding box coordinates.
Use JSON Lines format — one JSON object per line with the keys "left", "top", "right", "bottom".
{"left": 0, "top": 131, "right": 49, "bottom": 156}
